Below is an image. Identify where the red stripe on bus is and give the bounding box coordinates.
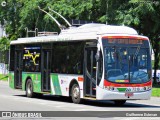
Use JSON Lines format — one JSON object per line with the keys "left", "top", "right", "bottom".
{"left": 102, "top": 36, "right": 148, "bottom": 40}
{"left": 104, "top": 80, "right": 152, "bottom": 87}
{"left": 78, "top": 77, "right": 84, "bottom": 82}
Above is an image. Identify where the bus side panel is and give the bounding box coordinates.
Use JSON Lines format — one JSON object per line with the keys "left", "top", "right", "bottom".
{"left": 22, "top": 72, "right": 41, "bottom": 93}
{"left": 50, "top": 73, "right": 84, "bottom": 98}
{"left": 9, "top": 71, "right": 15, "bottom": 89}
{"left": 50, "top": 74, "right": 62, "bottom": 95}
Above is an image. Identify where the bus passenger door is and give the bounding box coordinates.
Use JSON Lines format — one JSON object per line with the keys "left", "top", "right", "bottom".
{"left": 84, "top": 47, "right": 97, "bottom": 97}
{"left": 41, "top": 47, "right": 51, "bottom": 92}
{"left": 14, "top": 47, "right": 23, "bottom": 89}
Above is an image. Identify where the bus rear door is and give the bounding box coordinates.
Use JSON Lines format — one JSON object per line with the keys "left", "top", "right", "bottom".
{"left": 14, "top": 45, "right": 23, "bottom": 89}
{"left": 41, "top": 44, "right": 52, "bottom": 92}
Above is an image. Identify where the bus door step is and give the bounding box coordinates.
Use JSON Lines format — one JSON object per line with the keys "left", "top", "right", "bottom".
{"left": 84, "top": 96, "right": 96, "bottom": 100}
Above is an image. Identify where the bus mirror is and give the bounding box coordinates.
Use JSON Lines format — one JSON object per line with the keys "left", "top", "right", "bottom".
{"left": 95, "top": 53, "right": 100, "bottom": 62}
{"left": 97, "top": 43, "right": 100, "bottom": 51}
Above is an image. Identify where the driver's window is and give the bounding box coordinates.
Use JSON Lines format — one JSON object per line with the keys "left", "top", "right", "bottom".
{"left": 138, "top": 50, "right": 147, "bottom": 69}
{"left": 105, "top": 47, "right": 120, "bottom": 70}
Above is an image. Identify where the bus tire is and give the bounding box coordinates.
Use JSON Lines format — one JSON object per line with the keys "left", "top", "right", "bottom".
{"left": 26, "top": 79, "right": 35, "bottom": 98}
{"left": 114, "top": 100, "right": 126, "bottom": 106}
{"left": 71, "top": 84, "right": 82, "bottom": 104}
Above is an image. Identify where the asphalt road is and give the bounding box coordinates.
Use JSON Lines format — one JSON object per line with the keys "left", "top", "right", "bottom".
{"left": 0, "top": 80, "right": 160, "bottom": 120}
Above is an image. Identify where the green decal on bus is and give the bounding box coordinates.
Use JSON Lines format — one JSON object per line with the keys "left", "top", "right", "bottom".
{"left": 9, "top": 72, "right": 14, "bottom": 89}
{"left": 52, "top": 74, "right": 62, "bottom": 95}
{"left": 117, "top": 88, "right": 127, "bottom": 92}
{"left": 22, "top": 73, "right": 41, "bottom": 93}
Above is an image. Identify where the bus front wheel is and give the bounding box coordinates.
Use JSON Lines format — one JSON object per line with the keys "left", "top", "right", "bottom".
{"left": 114, "top": 100, "right": 126, "bottom": 106}
{"left": 26, "top": 79, "right": 35, "bottom": 98}
{"left": 71, "top": 84, "right": 82, "bottom": 104}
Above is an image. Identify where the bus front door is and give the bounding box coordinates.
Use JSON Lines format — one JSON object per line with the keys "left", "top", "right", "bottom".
{"left": 14, "top": 49, "right": 23, "bottom": 89}
{"left": 41, "top": 49, "right": 51, "bottom": 92}
{"left": 84, "top": 47, "right": 97, "bottom": 97}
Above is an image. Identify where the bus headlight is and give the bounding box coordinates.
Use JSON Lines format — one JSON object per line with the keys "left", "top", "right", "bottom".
{"left": 105, "top": 86, "right": 114, "bottom": 91}
{"left": 110, "top": 87, "right": 114, "bottom": 91}
{"left": 144, "top": 86, "right": 151, "bottom": 91}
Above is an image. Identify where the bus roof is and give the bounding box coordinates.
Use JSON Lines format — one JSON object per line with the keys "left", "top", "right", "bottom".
{"left": 11, "top": 23, "right": 147, "bottom": 45}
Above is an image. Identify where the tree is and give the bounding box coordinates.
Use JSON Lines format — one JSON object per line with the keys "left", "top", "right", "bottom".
{"left": 0, "top": 0, "right": 24, "bottom": 39}
{"left": 99, "top": 0, "right": 160, "bottom": 83}
{"left": 0, "top": 37, "right": 10, "bottom": 63}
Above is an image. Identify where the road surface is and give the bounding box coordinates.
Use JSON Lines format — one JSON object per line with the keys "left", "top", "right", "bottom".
{"left": 0, "top": 81, "right": 160, "bottom": 119}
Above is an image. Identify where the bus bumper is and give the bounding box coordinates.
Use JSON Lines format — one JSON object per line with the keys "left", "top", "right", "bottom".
{"left": 96, "top": 86, "right": 151, "bottom": 100}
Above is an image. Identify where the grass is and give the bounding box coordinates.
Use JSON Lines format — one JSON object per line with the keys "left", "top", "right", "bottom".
{"left": 152, "top": 84, "right": 160, "bottom": 97}
{"left": 0, "top": 74, "right": 8, "bottom": 81}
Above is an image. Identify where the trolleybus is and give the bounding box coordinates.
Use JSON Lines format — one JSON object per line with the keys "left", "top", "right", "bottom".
{"left": 9, "top": 23, "right": 152, "bottom": 105}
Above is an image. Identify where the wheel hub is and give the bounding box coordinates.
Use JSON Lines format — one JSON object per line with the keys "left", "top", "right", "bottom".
{"left": 73, "top": 87, "right": 79, "bottom": 99}
{"left": 27, "top": 83, "right": 31, "bottom": 95}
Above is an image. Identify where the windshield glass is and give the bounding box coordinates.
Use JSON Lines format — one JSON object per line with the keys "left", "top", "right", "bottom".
{"left": 103, "top": 39, "right": 151, "bottom": 84}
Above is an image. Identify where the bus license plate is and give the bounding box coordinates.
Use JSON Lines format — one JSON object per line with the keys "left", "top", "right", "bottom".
{"left": 125, "top": 92, "right": 134, "bottom": 97}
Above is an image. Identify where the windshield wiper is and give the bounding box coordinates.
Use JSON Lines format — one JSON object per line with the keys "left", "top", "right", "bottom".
{"left": 134, "top": 45, "right": 141, "bottom": 59}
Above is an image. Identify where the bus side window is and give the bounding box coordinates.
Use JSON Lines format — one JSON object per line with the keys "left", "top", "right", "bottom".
{"left": 61, "top": 64, "right": 67, "bottom": 73}
{"left": 73, "top": 62, "right": 81, "bottom": 74}
{"left": 23, "top": 46, "right": 41, "bottom": 72}
{"left": 51, "top": 42, "right": 84, "bottom": 74}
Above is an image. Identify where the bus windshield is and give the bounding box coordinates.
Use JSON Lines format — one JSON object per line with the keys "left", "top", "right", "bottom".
{"left": 103, "top": 38, "right": 151, "bottom": 84}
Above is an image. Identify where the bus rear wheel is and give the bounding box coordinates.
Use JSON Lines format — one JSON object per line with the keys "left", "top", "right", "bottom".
{"left": 71, "top": 84, "right": 82, "bottom": 104}
{"left": 26, "top": 79, "right": 35, "bottom": 98}
{"left": 114, "top": 100, "right": 126, "bottom": 106}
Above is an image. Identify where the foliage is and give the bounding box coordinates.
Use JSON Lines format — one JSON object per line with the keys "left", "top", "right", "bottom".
{"left": 99, "top": 0, "right": 160, "bottom": 83}
{"left": 0, "top": 37, "right": 10, "bottom": 51}
{"left": 0, "top": 0, "right": 101, "bottom": 37}
{"left": 0, "top": 37, "right": 10, "bottom": 63}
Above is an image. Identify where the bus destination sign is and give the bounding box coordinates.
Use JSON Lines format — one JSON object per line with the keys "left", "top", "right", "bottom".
{"left": 108, "top": 39, "right": 143, "bottom": 44}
